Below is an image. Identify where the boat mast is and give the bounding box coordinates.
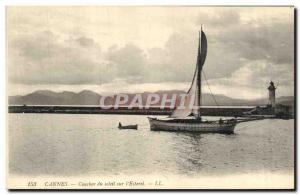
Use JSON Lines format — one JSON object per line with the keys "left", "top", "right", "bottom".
{"left": 197, "top": 26, "right": 202, "bottom": 119}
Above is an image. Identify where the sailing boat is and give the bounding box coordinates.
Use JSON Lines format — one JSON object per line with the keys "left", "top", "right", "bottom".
{"left": 148, "top": 28, "right": 237, "bottom": 134}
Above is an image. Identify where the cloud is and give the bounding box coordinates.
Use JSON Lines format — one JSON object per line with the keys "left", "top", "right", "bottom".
{"left": 106, "top": 44, "right": 147, "bottom": 82}
{"left": 194, "top": 9, "right": 294, "bottom": 95}
{"left": 8, "top": 31, "right": 107, "bottom": 85}
{"left": 75, "top": 37, "right": 96, "bottom": 47}
{"left": 196, "top": 9, "right": 240, "bottom": 27}
{"left": 217, "top": 21, "right": 294, "bottom": 65}
{"left": 7, "top": 30, "right": 199, "bottom": 85}
{"left": 205, "top": 60, "right": 294, "bottom": 99}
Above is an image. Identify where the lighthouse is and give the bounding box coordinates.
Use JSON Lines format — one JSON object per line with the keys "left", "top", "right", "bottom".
{"left": 268, "top": 81, "right": 276, "bottom": 108}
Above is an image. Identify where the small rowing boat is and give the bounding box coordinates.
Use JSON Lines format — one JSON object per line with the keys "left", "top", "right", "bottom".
{"left": 118, "top": 122, "right": 138, "bottom": 130}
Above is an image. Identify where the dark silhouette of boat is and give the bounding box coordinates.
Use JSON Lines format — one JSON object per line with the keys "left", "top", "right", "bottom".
{"left": 148, "top": 27, "right": 237, "bottom": 133}
{"left": 118, "top": 122, "right": 138, "bottom": 130}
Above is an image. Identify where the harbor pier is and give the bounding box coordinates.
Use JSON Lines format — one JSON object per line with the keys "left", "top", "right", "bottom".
{"left": 8, "top": 105, "right": 253, "bottom": 117}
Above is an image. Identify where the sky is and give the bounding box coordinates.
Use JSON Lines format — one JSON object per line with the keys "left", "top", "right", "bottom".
{"left": 6, "top": 6, "right": 294, "bottom": 99}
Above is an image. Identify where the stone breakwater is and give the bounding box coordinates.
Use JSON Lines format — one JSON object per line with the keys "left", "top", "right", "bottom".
{"left": 8, "top": 105, "right": 252, "bottom": 116}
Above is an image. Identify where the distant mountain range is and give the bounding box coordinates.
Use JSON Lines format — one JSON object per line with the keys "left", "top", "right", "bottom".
{"left": 8, "top": 90, "right": 294, "bottom": 107}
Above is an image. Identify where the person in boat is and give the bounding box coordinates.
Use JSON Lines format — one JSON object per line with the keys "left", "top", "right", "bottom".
{"left": 118, "top": 122, "right": 122, "bottom": 128}
{"left": 219, "top": 118, "right": 223, "bottom": 124}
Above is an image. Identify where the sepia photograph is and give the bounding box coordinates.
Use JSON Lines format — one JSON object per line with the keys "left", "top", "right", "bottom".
{"left": 6, "top": 6, "right": 295, "bottom": 189}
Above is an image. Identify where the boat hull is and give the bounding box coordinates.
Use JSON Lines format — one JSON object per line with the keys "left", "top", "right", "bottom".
{"left": 118, "top": 125, "right": 138, "bottom": 130}
{"left": 148, "top": 117, "right": 236, "bottom": 134}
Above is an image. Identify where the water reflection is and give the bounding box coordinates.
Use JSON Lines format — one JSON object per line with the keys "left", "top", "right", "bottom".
{"left": 9, "top": 114, "right": 294, "bottom": 177}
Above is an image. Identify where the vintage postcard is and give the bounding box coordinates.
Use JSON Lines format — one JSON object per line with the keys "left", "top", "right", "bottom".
{"left": 6, "top": 6, "right": 295, "bottom": 190}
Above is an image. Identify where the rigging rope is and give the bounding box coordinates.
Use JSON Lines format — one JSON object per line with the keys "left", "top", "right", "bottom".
{"left": 202, "top": 71, "right": 219, "bottom": 107}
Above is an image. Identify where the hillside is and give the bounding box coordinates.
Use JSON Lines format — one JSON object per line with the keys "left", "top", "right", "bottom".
{"left": 8, "top": 90, "right": 294, "bottom": 107}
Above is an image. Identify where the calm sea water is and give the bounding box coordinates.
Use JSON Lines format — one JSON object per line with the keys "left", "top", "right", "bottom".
{"left": 9, "top": 114, "right": 294, "bottom": 177}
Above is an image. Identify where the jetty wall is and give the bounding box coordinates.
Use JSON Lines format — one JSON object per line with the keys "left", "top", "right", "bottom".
{"left": 8, "top": 105, "right": 253, "bottom": 116}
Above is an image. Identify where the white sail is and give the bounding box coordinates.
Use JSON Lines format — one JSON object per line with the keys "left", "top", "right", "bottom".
{"left": 171, "top": 66, "right": 198, "bottom": 118}
{"left": 170, "top": 29, "right": 207, "bottom": 118}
